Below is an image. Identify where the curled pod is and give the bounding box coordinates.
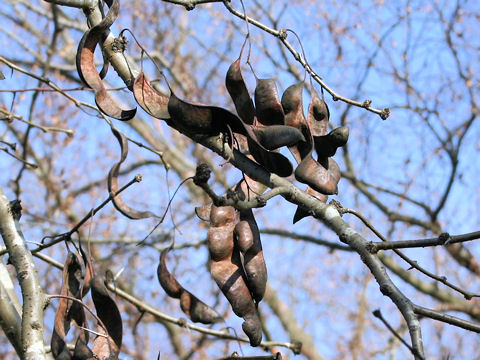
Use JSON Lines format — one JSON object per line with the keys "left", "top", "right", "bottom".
{"left": 226, "top": 58, "right": 255, "bottom": 125}
{"left": 254, "top": 78, "right": 285, "bottom": 126}
{"left": 157, "top": 249, "right": 182, "bottom": 298}
{"left": 108, "top": 127, "right": 158, "bottom": 219}
{"left": 281, "top": 82, "right": 314, "bottom": 162}
{"left": 90, "top": 276, "right": 123, "bottom": 359}
{"left": 158, "top": 248, "right": 222, "bottom": 324}
{"left": 307, "top": 88, "right": 330, "bottom": 137}
{"left": 133, "top": 72, "right": 170, "bottom": 120}
{"left": 295, "top": 156, "right": 340, "bottom": 196}
{"left": 251, "top": 125, "right": 305, "bottom": 151}
{"left": 51, "top": 252, "right": 90, "bottom": 359}
{"left": 208, "top": 205, "right": 262, "bottom": 346}
{"left": 76, "top": 0, "right": 136, "bottom": 120}
{"left": 234, "top": 216, "right": 267, "bottom": 304}
{"left": 313, "top": 126, "right": 349, "bottom": 159}
{"left": 179, "top": 291, "right": 222, "bottom": 324}
{"left": 234, "top": 180, "right": 267, "bottom": 304}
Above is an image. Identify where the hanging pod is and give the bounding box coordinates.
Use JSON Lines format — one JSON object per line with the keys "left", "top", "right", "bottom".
{"left": 167, "top": 89, "right": 300, "bottom": 177}
{"left": 157, "top": 248, "right": 223, "bottom": 324}
{"left": 108, "top": 127, "right": 158, "bottom": 219}
{"left": 76, "top": 0, "right": 136, "bottom": 120}
{"left": 225, "top": 58, "right": 255, "bottom": 125}
{"left": 254, "top": 78, "right": 285, "bottom": 126}
{"left": 90, "top": 276, "right": 123, "bottom": 360}
{"left": 234, "top": 180, "right": 267, "bottom": 304}
{"left": 207, "top": 205, "right": 262, "bottom": 346}
{"left": 51, "top": 252, "right": 91, "bottom": 360}
{"left": 133, "top": 72, "right": 170, "bottom": 120}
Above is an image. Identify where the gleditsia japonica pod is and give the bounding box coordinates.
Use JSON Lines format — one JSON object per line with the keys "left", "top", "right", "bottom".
{"left": 157, "top": 248, "right": 222, "bottom": 324}
{"left": 207, "top": 205, "right": 262, "bottom": 346}
{"left": 234, "top": 180, "right": 267, "bottom": 304}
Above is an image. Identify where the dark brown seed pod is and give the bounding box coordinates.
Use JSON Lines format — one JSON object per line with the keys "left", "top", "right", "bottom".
{"left": 76, "top": 0, "right": 136, "bottom": 121}
{"left": 254, "top": 78, "right": 285, "bottom": 126}
{"left": 234, "top": 180, "right": 267, "bottom": 304}
{"left": 157, "top": 249, "right": 182, "bottom": 298}
{"left": 294, "top": 156, "right": 341, "bottom": 195}
{"left": 281, "top": 82, "right": 307, "bottom": 130}
{"left": 313, "top": 126, "right": 349, "bottom": 159}
{"left": 226, "top": 58, "right": 255, "bottom": 125}
{"left": 90, "top": 276, "right": 123, "bottom": 359}
{"left": 51, "top": 252, "right": 90, "bottom": 360}
{"left": 133, "top": 72, "right": 170, "bottom": 120}
{"left": 207, "top": 205, "right": 262, "bottom": 346}
{"left": 247, "top": 138, "right": 293, "bottom": 177}
{"left": 251, "top": 125, "right": 305, "bottom": 151}
{"left": 281, "top": 82, "right": 315, "bottom": 162}
{"left": 158, "top": 248, "right": 222, "bottom": 324}
{"left": 72, "top": 338, "right": 94, "bottom": 360}
{"left": 108, "top": 127, "right": 158, "bottom": 219}
{"left": 307, "top": 88, "right": 330, "bottom": 137}
{"left": 234, "top": 217, "right": 267, "bottom": 304}
{"left": 167, "top": 88, "right": 295, "bottom": 177}
{"left": 179, "top": 291, "right": 223, "bottom": 324}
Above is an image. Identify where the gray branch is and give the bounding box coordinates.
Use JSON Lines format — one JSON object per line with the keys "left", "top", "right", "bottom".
{"left": 0, "top": 263, "right": 22, "bottom": 357}
{"left": 0, "top": 189, "right": 46, "bottom": 360}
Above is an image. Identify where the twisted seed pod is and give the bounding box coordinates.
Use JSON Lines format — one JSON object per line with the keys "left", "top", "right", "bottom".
{"left": 166, "top": 90, "right": 297, "bottom": 177}
{"left": 157, "top": 248, "right": 222, "bottom": 324}
{"left": 90, "top": 276, "right": 122, "bottom": 359}
{"left": 226, "top": 58, "right": 255, "bottom": 125}
{"left": 108, "top": 127, "right": 158, "bottom": 219}
{"left": 51, "top": 252, "right": 90, "bottom": 360}
{"left": 234, "top": 181, "right": 267, "bottom": 304}
{"left": 254, "top": 79, "right": 285, "bottom": 126}
{"left": 75, "top": 0, "right": 136, "bottom": 120}
{"left": 208, "top": 205, "right": 262, "bottom": 346}
{"left": 133, "top": 72, "right": 170, "bottom": 120}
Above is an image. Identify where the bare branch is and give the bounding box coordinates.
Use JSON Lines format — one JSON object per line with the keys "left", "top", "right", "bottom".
{"left": 0, "top": 192, "right": 47, "bottom": 359}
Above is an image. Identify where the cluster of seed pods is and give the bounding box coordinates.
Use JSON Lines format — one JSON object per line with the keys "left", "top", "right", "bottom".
{"left": 194, "top": 175, "right": 267, "bottom": 346}
{"left": 75, "top": 0, "right": 349, "bottom": 347}
{"left": 51, "top": 251, "right": 123, "bottom": 360}
{"left": 75, "top": 0, "right": 348, "bottom": 204}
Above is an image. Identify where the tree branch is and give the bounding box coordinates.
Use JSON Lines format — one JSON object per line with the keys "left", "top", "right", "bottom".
{"left": 0, "top": 191, "right": 46, "bottom": 359}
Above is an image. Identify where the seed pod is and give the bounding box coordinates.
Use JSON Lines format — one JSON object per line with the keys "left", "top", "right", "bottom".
{"left": 208, "top": 205, "right": 262, "bottom": 346}
{"left": 295, "top": 156, "right": 340, "bottom": 195}
{"left": 157, "top": 248, "right": 222, "bottom": 324}
{"left": 307, "top": 88, "right": 330, "bottom": 137}
{"left": 234, "top": 215, "right": 267, "bottom": 304}
{"left": 76, "top": 0, "right": 136, "bottom": 120}
{"left": 51, "top": 252, "right": 90, "bottom": 360}
{"left": 234, "top": 180, "right": 267, "bottom": 304}
{"left": 251, "top": 125, "right": 305, "bottom": 151}
{"left": 108, "top": 127, "right": 158, "bottom": 219}
{"left": 133, "top": 72, "right": 170, "bottom": 120}
{"left": 226, "top": 58, "right": 255, "bottom": 125}
{"left": 313, "top": 126, "right": 349, "bottom": 159}
{"left": 90, "top": 276, "right": 123, "bottom": 360}
{"left": 254, "top": 79, "right": 285, "bottom": 126}
{"left": 281, "top": 82, "right": 314, "bottom": 161}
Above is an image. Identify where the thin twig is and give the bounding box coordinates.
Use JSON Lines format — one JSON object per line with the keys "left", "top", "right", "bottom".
{"left": 368, "top": 231, "right": 480, "bottom": 252}
{"left": 341, "top": 207, "right": 480, "bottom": 300}
{"left": 373, "top": 309, "right": 424, "bottom": 360}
